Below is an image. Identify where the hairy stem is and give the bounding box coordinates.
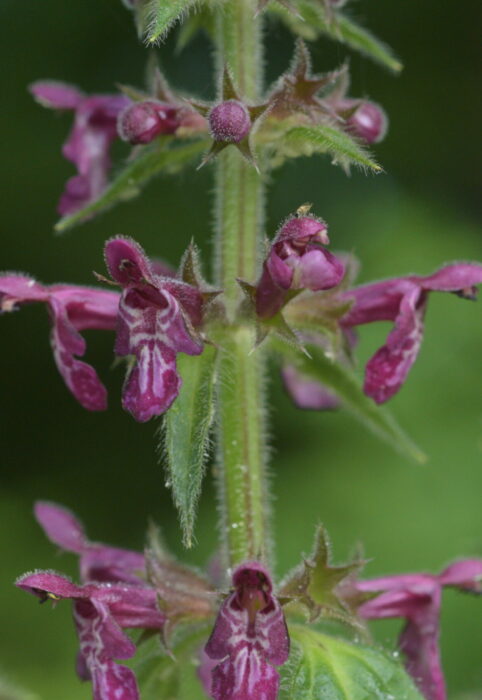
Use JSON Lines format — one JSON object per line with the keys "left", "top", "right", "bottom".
{"left": 214, "top": 0, "right": 270, "bottom": 566}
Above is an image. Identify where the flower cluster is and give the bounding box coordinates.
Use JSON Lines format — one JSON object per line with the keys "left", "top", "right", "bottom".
{"left": 17, "top": 503, "right": 288, "bottom": 700}
{"left": 2, "top": 212, "right": 481, "bottom": 419}
{"left": 30, "top": 42, "right": 389, "bottom": 220}
{"left": 17, "top": 504, "right": 482, "bottom": 700}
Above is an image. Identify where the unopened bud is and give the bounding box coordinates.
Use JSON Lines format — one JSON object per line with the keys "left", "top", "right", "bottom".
{"left": 117, "top": 100, "right": 179, "bottom": 145}
{"left": 256, "top": 214, "right": 345, "bottom": 318}
{"left": 342, "top": 100, "right": 388, "bottom": 145}
{"left": 208, "top": 100, "right": 251, "bottom": 143}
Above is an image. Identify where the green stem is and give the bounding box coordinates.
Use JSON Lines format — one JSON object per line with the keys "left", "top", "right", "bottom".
{"left": 214, "top": 0, "right": 270, "bottom": 567}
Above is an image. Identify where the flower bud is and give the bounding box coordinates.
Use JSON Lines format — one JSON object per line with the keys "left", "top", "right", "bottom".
{"left": 341, "top": 100, "right": 388, "bottom": 145}
{"left": 117, "top": 100, "right": 179, "bottom": 145}
{"left": 208, "top": 100, "right": 251, "bottom": 143}
{"left": 256, "top": 215, "right": 345, "bottom": 318}
{"left": 268, "top": 216, "right": 342, "bottom": 292}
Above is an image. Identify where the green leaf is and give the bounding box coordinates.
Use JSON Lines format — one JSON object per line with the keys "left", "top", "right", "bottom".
{"left": 285, "top": 124, "right": 382, "bottom": 172}
{"left": 132, "top": 626, "right": 209, "bottom": 700}
{"left": 138, "top": 0, "right": 199, "bottom": 44}
{"left": 55, "top": 139, "right": 208, "bottom": 233}
{"left": 271, "top": 340, "right": 426, "bottom": 463}
{"left": 162, "top": 345, "right": 218, "bottom": 548}
{"left": 280, "top": 625, "right": 424, "bottom": 699}
{"left": 335, "top": 14, "right": 403, "bottom": 74}
{"left": 270, "top": 2, "right": 402, "bottom": 73}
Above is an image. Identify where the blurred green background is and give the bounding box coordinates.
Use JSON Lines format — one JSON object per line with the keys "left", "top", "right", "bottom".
{"left": 1, "top": 0, "right": 481, "bottom": 698}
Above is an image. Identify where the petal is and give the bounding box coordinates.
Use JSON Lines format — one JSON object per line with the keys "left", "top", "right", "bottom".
{"left": 91, "top": 662, "right": 139, "bottom": 700}
{"left": 53, "top": 287, "right": 119, "bottom": 331}
{"left": 341, "top": 278, "right": 415, "bottom": 326}
{"left": 296, "top": 248, "right": 345, "bottom": 291}
{"left": 205, "top": 595, "right": 235, "bottom": 660}
{"left": 364, "top": 287, "right": 425, "bottom": 403}
{"left": 33, "top": 500, "right": 145, "bottom": 584}
{"left": 121, "top": 341, "right": 180, "bottom": 421}
{"left": 81, "top": 548, "right": 146, "bottom": 586}
{"left": 277, "top": 216, "right": 329, "bottom": 246}
{"left": 358, "top": 588, "right": 432, "bottom": 620}
{"left": 211, "top": 650, "right": 280, "bottom": 700}
{"left": 57, "top": 174, "right": 92, "bottom": 216}
{"left": 266, "top": 251, "right": 293, "bottom": 291}
{"left": 77, "top": 598, "right": 136, "bottom": 660}
{"left": 16, "top": 571, "right": 85, "bottom": 600}
{"left": 74, "top": 599, "right": 139, "bottom": 700}
{"left": 103, "top": 588, "right": 165, "bottom": 630}
{"left": 0, "top": 274, "right": 48, "bottom": 308}
{"left": 438, "top": 558, "right": 482, "bottom": 592}
{"left": 163, "top": 279, "right": 204, "bottom": 329}
{"left": 399, "top": 609, "right": 446, "bottom": 700}
{"left": 29, "top": 80, "right": 84, "bottom": 110}
{"left": 76, "top": 650, "right": 91, "bottom": 681}
{"left": 198, "top": 649, "right": 217, "bottom": 697}
{"left": 34, "top": 501, "right": 87, "bottom": 554}
{"left": 105, "top": 237, "right": 154, "bottom": 286}
{"left": 417, "top": 262, "right": 482, "bottom": 292}
{"left": 50, "top": 298, "right": 108, "bottom": 411}
{"left": 282, "top": 364, "right": 340, "bottom": 410}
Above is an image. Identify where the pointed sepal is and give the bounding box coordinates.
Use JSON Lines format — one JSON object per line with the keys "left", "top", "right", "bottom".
{"left": 279, "top": 525, "right": 363, "bottom": 626}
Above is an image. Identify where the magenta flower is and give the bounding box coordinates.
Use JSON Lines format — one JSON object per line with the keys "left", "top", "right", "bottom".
{"left": 255, "top": 214, "right": 345, "bottom": 319}
{"left": 18, "top": 501, "right": 218, "bottom": 700}
{"left": 0, "top": 238, "right": 204, "bottom": 420}
{"left": 34, "top": 501, "right": 145, "bottom": 585}
{"left": 105, "top": 237, "right": 204, "bottom": 421}
{"left": 17, "top": 503, "right": 163, "bottom": 700}
{"left": 353, "top": 559, "right": 482, "bottom": 700}
{"left": 17, "top": 570, "right": 164, "bottom": 700}
{"left": 0, "top": 274, "right": 119, "bottom": 410}
{"left": 30, "top": 81, "right": 130, "bottom": 215}
{"left": 202, "top": 562, "right": 290, "bottom": 700}
{"left": 341, "top": 262, "right": 482, "bottom": 403}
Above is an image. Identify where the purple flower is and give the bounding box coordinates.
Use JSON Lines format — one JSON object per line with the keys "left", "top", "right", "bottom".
{"left": 203, "top": 562, "right": 290, "bottom": 700}
{"left": 29, "top": 81, "right": 130, "bottom": 216}
{"left": 17, "top": 571, "right": 164, "bottom": 700}
{"left": 353, "top": 559, "right": 482, "bottom": 700}
{"left": 340, "top": 263, "right": 482, "bottom": 403}
{"left": 104, "top": 237, "right": 204, "bottom": 421}
{"left": 117, "top": 100, "right": 180, "bottom": 145}
{"left": 0, "top": 274, "right": 119, "bottom": 410}
{"left": 256, "top": 214, "right": 345, "bottom": 318}
{"left": 34, "top": 501, "right": 145, "bottom": 585}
